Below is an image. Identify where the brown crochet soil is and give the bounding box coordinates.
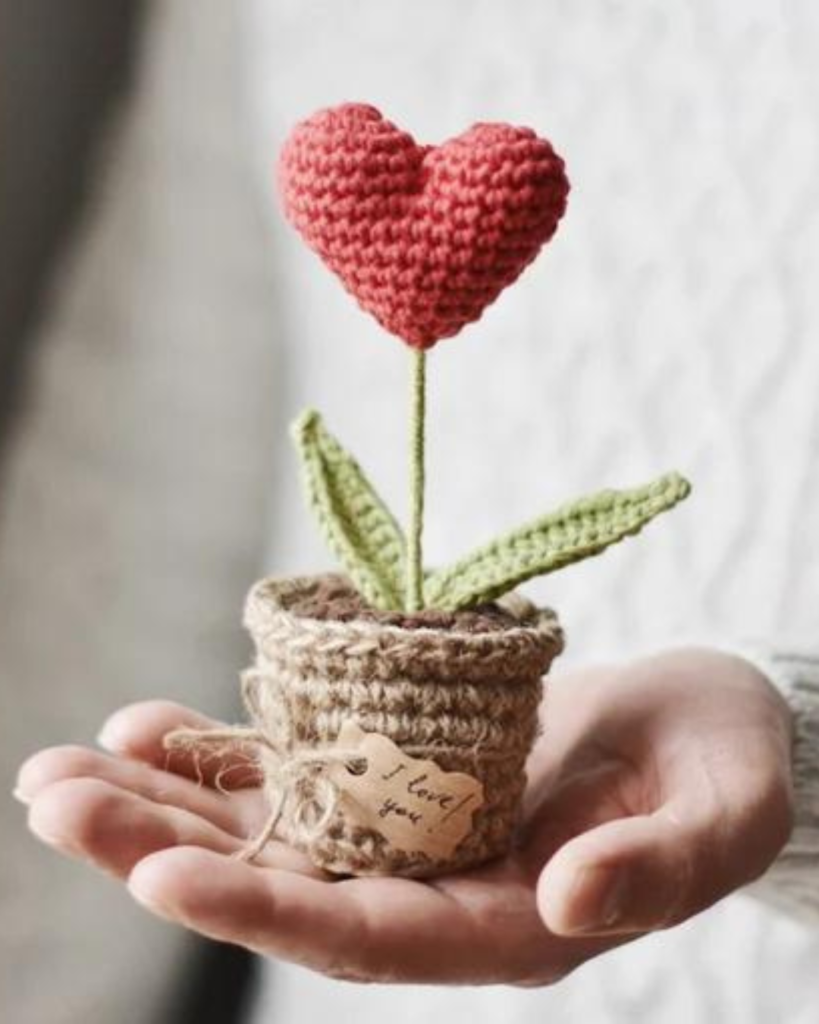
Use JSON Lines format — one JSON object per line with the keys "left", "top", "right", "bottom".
{"left": 289, "top": 576, "right": 519, "bottom": 634}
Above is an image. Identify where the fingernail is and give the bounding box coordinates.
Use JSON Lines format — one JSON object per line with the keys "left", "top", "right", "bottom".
{"left": 128, "top": 881, "right": 161, "bottom": 912}
{"left": 28, "top": 818, "right": 81, "bottom": 856}
{"left": 128, "top": 871, "right": 174, "bottom": 920}
{"left": 129, "top": 887, "right": 173, "bottom": 920}
{"left": 12, "top": 786, "right": 31, "bottom": 805}
{"left": 565, "top": 865, "right": 630, "bottom": 934}
{"left": 97, "top": 714, "right": 126, "bottom": 752}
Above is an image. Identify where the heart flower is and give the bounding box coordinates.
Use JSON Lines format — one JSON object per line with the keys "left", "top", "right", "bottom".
{"left": 279, "top": 104, "right": 689, "bottom": 613}
{"left": 279, "top": 103, "right": 570, "bottom": 349}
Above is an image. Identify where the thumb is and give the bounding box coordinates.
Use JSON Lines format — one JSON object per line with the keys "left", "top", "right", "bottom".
{"left": 536, "top": 796, "right": 786, "bottom": 936}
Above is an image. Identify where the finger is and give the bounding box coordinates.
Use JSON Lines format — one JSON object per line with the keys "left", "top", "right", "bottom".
{"left": 27, "top": 777, "right": 313, "bottom": 878}
{"left": 537, "top": 766, "right": 792, "bottom": 937}
{"left": 128, "top": 848, "right": 507, "bottom": 984}
{"left": 16, "top": 745, "right": 253, "bottom": 838}
{"left": 130, "top": 848, "right": 366, "bottom": 975}
{"left": 97, "top": 700, "right": 261, "bottom": 789}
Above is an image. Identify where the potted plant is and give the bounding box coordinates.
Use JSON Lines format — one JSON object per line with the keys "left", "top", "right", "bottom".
{"left": 167, "top": 103, "right": 690, "bottom": 879}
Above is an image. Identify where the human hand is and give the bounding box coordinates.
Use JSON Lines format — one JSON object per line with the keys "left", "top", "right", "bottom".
{"left": 14, "top": 646, "right": 794, "bottom": 986}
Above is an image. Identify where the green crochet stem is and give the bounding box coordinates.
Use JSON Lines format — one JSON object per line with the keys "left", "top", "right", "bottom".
{"left": 406, "top": 349, "right": 427, "bottom": 611}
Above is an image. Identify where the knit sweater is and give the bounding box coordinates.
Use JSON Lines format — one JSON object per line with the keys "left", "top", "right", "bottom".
{"left": 739, "top": 649, "right": 819, "bottom": 923}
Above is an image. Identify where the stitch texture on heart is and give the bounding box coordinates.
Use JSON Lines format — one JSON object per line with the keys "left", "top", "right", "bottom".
{"left": 279, "top": 103, "right": 570, "bottom": 349}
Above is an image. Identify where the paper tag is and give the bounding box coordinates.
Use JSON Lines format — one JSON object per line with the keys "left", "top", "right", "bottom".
{"left": 328, "top": 722, "right": 484, "bottom": 860}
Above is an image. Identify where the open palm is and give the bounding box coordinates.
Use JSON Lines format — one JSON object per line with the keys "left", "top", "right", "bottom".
{"left": 16, "top": 647, "right": 793, "bottom": 985}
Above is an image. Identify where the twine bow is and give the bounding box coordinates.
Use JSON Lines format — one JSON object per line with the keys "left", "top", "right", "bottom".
{"left": 163, "top": 717, "right": 367, "bottom": 863}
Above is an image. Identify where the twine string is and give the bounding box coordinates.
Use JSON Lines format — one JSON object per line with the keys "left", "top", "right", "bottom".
{"left": 164, "top": 723, "right": 368, "bottom": 861}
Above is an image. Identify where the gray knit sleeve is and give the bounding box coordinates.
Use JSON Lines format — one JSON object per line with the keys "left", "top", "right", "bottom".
{"left": 735, "top": 647, "right": 819, "bottom": 924}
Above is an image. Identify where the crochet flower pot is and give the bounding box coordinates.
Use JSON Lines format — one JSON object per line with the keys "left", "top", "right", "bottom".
{"left": 165, "top": 103, "right": 691, "bottom": 879}
{"left": 238, "top": 574, "right": 563, "bottom": 878}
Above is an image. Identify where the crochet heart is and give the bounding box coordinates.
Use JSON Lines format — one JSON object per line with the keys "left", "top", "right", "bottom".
{"left": 279, "top": 104, "right": 570, "bottom": 349}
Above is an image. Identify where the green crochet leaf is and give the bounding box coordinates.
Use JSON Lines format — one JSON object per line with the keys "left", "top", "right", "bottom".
{"left": 425, "top": 472, "right": 692, "bottom": 612}
{"left": 291, "top": 409, "right": 406, "bottom": 610}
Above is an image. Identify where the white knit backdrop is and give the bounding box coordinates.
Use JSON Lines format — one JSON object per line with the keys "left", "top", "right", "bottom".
{"left": 1, "top": 2, "right": 818, "bottom": 1022}
{"left": 244, "top": 1, "right": 819, "bottom": 1022}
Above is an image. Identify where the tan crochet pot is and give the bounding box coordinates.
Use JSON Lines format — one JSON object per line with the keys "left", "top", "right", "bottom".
{"left": 239, "top": 574, "right": 564, "bottom": 878}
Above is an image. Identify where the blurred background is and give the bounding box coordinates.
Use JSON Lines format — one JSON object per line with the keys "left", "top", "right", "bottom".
{"left": 0, "top": 3, "right": 271, "bottom": 1021}
{"left": 2, "top": 2, "right": 819, "bottom": 1022}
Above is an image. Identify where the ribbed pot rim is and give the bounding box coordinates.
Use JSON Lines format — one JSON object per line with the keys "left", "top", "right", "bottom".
{"left": 243, "top": 573, "right": 564, "bottom": 683}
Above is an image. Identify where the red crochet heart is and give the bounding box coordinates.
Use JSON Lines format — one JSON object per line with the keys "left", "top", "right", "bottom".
{"left": 278, "top": 104, "right": 569, "bottom": 349}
